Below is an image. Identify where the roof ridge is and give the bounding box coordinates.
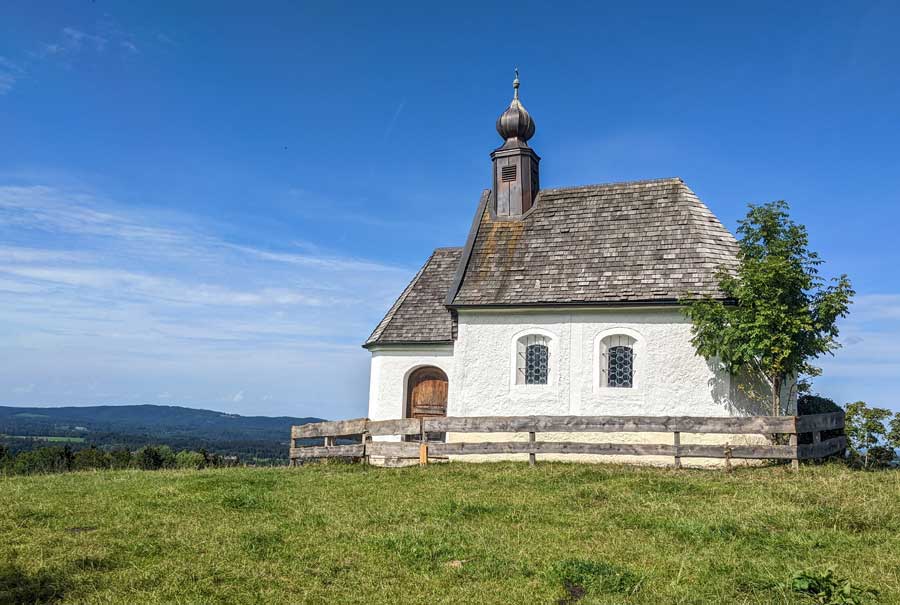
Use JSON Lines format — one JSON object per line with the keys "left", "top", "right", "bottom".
{"left": 539, "top": 177, "right": 683, "bottom": 195}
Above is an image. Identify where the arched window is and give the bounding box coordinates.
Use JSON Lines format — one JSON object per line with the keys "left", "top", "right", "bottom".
{"left": 516, "top": 334, "right": 550, "bottom": 385}
{"left": 600, "top": 334, "right": 636, "bottom": 388}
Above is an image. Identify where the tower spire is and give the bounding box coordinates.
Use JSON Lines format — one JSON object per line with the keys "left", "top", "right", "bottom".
{"left": 491, "top": 69, "right": 540, "bottom": 218}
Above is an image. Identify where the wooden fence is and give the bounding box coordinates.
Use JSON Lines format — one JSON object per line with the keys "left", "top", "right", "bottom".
{"left": 289, "top": 412, "right": 846, "bottom": 469}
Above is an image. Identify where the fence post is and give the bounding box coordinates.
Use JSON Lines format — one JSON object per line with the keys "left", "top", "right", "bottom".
{"left": 812, "top": 430, "right": 821, "bottom": 464}
{"left": 419, "top": 418, "right": 428, "bottom": 466}
{"left": 790, "top": 432, "right": 799, "bottom": 470}
{"left": 724, "top": 443, "right": 732, "bottom": 473}
{"left": 528, "top": 431, "right": 536, "bottom": 466}
{"left": 360, "top": 431, "right": 369, "bottom": 465}
{"left": 673, "top": 431, "right": 681, "bottom": 469}
{"left": 324, "top": 436, "right": 335, "bottom": 447}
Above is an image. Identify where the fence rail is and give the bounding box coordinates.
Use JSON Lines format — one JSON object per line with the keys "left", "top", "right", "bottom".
{"left": 289, "top": 412, "right": 846, "bottom": 469}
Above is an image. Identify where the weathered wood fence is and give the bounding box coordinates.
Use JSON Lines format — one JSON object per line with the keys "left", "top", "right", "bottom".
{"left": 289, "top": 412, "right": 845, "bottom": 469}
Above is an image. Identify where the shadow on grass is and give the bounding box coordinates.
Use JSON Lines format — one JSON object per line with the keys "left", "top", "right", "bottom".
{"left": 0, "top": 560, "right": 69, "bottom": 605}
{"left": 546, "top": 559, "right": 642, "bottom": 604}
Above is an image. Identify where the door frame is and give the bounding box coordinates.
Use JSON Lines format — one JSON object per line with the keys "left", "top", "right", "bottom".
{"left": 404, "top": 365, "right": 448, "bottom": 442}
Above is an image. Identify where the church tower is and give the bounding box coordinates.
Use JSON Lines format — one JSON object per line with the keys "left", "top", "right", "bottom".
{"left": 492, "top": 69, "right": 540, "bottom": 217}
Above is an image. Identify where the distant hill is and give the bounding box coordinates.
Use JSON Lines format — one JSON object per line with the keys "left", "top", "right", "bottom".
{"left": 0, "top": 404, "right": 325, "bottom": 462}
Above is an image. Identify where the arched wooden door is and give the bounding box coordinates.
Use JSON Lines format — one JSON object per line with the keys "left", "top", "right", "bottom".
{"left": 406, "top": 366, "right": 448, "bottom": 442}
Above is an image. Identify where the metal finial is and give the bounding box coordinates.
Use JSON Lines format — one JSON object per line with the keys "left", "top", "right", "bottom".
{"left": 513, "top": 67, "right": 519, "bottom": 100}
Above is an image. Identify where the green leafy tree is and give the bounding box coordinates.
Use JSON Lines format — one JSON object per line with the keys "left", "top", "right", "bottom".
{"left": 0, "top": 444, "right": 10, "bottom": 474}
{"left": 108, "top": 448, "right": 133, "bottom": 469}
{"left": 175, "top": 450, "right": 206, "bottom": 470}
{"left": 136, "top": 446, "right": 165, "bottom": 470}
{"left": 844, "top": 401, "right": 896, "bottom": 469}
{"left": 682, "top": 201, "right": 854, "bottom": 416}
{"left": 12, "top": 446, "right": 74, "bottom": 475}
{"left": 889, "top": 415, "right": 900, "bottom": 452}
{"left": 157, "top": 445, "right": 176, "bottom": 469}
{"left": 73, "top": 446, "right": 110, "bottom": 471}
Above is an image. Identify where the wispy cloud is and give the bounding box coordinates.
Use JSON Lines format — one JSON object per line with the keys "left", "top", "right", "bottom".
{"left": 0, "top": 183, "right": 414, "bottom": 416}
{"left": 0, "top": 57, "right": 23, "bottom": 95}
{"left": 3, "top": 19, "right": 142, "bottom": 95}
{"left": 120, "top": 40, "right": 139, "bottom": 55}
{"left": 383, "top": 99, "right": 407, "bottom": 141}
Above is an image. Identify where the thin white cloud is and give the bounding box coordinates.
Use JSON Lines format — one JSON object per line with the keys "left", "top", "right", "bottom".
{"left": 383, "top": 99, "right": 407, "bottom": 141}
{"left": 227, "top": 243, "right": 406, "bottom": 273}
{"left": 0, "top": 181, "right": 411, "bottom": 416}
{"left": 61, "top": 27, "right": 108, "bottom": 53}
{"left": 850, "top": 294, "right": 900, "bottom": 321}
{"left": 0, "top": 57, "right": 23, "bottom": 95}
{"left": 0, "top": 264, "right": 336, "bottom": 308}
{"left": 0, "top": 186, "right": 188, "bottom": 243}
{"left": 3, "top": 18, "right": 143, "bottom": 97}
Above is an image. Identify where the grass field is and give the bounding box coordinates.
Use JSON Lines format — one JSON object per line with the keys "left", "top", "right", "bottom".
{"left": 2, "top": 462, "right": 899, "bottom": 604}
{"left": 1, "top": 435, "right": 86, "bottom": 443}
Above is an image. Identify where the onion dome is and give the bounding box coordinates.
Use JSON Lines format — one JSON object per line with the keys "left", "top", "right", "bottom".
{"left": 496, "top": 69, "right": 536, "bottom": 144}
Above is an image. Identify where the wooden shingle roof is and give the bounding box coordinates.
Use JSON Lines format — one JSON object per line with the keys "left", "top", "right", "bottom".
{"left": 364, "top": 247, "right": 462, "bottom": 348}
{"left": 448, "top": 177, "right": 738, "bottom": 306}
{"left": 364, "top": 177, "right": 738, "bottom": 347}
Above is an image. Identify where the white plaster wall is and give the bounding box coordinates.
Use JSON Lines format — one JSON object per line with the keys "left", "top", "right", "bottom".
{"left": 367, "top": 344, "right": 454, "bottom": 442}
{"left": 451, "top": 307, "right": 767, "bottom": 417}
{"left": 447, "top": 307, "right": 770, "bottom": 466}
{"left": 366, "top": 308, "right": 782, "bottom": 467}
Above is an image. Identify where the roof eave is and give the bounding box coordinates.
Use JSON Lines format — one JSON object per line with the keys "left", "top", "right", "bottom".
{"left": 445, "top": 190, "right": 490, "bottom": 306}
{"left": 362, "top": 339, "right": 455, "bottom": 350}
{"left": 448, "top": 297, "right": 736, "bottom": 311}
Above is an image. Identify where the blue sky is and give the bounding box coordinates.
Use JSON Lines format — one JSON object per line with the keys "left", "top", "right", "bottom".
{"left": 1, "top": 1, "right": 899, "bottom": 417}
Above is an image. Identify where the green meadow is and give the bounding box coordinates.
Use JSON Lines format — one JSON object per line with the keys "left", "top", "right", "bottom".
{"left": 2, "top": 462, "right": 898, "bottom": 604}
{"left": 1, "top": 436, "right": 86, "bottom": 443}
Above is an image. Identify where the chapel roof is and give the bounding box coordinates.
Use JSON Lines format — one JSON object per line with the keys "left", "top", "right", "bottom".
{"left": 447, "top": 177, "right": 739, "bottom": 306}
{"left": 364, "top": 247, "right": 462, "bottom": 348}
{"left": 363, "top": 177, "right": 738, "bottom": 348}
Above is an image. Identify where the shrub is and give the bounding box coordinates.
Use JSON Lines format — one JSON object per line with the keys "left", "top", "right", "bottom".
{"left": 798, "top": 394, "right": 842, "bottom": 415}
{"left": 797, "top": 395, "right": 845, "bottom": 444}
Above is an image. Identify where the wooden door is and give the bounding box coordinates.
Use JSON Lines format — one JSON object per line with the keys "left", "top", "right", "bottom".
{"left": 406, "top": 367, "right": 447, "bottom": 442}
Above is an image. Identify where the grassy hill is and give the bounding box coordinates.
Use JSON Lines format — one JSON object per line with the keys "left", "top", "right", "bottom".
{"left": 0, "top": 404, "right": 324, "bottom": 462}
{"left": 2, "top": 462, "right": 899, "bottom": 604}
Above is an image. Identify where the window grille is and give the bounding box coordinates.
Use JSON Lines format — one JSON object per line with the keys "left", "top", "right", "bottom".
{"left": 600, "top": 334, "right": 636, "bottom": 388}
{"left": 516, "top": 334, "right": 549, "bottom": 385}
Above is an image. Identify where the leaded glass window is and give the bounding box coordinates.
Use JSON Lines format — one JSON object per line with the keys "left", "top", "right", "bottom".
{"left": 525, "top": 343, "right": 549, "bottom": 384}
{"left": 516, "top": 334, "right": 550, "bottom": 385}
{"left": 600, "top": 334, "right": 636, "bottom": 388}
{"left": 607, "top": 345, "right": 633, "bottom": 387}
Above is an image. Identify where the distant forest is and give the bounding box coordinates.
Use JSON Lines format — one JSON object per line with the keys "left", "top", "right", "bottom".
{"left": 0, "top": 404, "right": 324, "bottom": 463}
